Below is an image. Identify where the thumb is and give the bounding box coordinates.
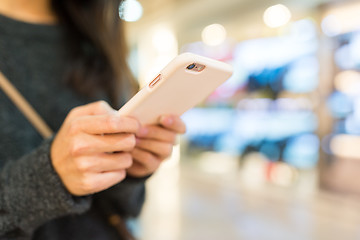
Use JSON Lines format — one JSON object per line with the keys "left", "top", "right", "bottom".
{"left": 68, "top": 101, "right": 116, "bottom": 119}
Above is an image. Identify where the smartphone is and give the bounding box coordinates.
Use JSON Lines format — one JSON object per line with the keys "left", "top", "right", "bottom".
{"left": 118, "top": 52, "right": 233, "bottom": 125}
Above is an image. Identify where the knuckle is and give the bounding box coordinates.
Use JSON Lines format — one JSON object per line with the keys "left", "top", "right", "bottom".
{"left": 69, "top": 139, "right": 87, "bottom": 156}
{"left": 75, "top": 159, "right": 91, "bottom": 173}
{"left": 96, "top": 100, "right": 107, "bottom": 107}
{"left": 95, "top": 100, "right": 110, "bottom": 111}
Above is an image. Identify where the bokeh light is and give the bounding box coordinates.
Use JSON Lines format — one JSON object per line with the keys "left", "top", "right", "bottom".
{"left": 330, "top": 134, "right": 360, "bottom": 159}
{"left": 283, "top": 134, "right": 319, "bottom": 169}
{"left": 201, "top": 24, "right": 227, "bottom": 46}
{"left": 327, "top": 92, "right": 353, "bottom": 118}
{"left": 289, "top": 19, "right": 317, "bottom": 42}
{"left": 263, "top": 4, "right": 292, "bottom": 28}
{"left": 283, "top": 56, "right": 319, "bottom": 93}
{"left": 152, "top": 27, "right": 178, "bottom": 53}
{"left": 119, "top": 0, "right": 143, "bottom": 22}
{"left": 321, "top": 15, "right": 342, "bottom": 37}
{"left": 334, "top": 70, "right": 360, "bottom": 96}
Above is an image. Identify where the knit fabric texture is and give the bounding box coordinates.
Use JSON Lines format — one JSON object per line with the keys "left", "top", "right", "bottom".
{"left": 0, "top": 13, "right": 145, "bottom": 240}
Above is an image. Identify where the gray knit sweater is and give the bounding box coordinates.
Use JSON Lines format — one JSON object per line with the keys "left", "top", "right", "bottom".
{"left": 0, "top": 14, "right": 145, "bottom": 239}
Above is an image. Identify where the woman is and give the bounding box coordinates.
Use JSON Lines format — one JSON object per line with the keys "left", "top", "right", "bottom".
{"left": 0, "top": 0, "right": 185, "bottom": 239}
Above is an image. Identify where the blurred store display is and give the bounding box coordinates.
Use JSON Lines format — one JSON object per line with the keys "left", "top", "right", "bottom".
{"left": 179, "top": 18, "right": 320, "bottom": 188}
{"left": 128, "top": 1, "right": 360, "bottom": 239}
{"left": 127, "top": 0, "right": 360, "bottom": 194}
{"left": 320, "top": 1, "right": 360, "bottom": 196}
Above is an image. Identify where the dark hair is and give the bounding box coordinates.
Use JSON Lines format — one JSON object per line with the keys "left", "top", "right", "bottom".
{"left": 51, "top": 0, "right": 137, "bottom": 108}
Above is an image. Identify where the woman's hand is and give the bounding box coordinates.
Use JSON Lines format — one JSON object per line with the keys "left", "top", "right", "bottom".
{"left": 127, "top": 115, "right": 186, "bottom": 178}
{"left": 51, "top": 101, "right": 140, "bottom": 196}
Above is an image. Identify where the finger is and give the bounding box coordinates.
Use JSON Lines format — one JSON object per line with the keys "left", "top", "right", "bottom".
{"left": 70, "top": 114, "right": 140, "bottom": 135}
{"left": 129, "top": 148, "right": 161, "bottom": 177}
{"left": 79, "top": 170, "right": 127, "bottom": 195}
{"left": 69, "top": 101, "right": 116, "bottom": 118}
{"left": 75, "top": 152, "right": 133, "bottom": 173}
{"left": 70, "top": 133, "right": 136, "bottom": 156}
{"left": 135, "top": 138, "right": 173, "bottom": 159}
{"left": 132, "top": 147, "right": 160, "bottom": 168}
{"left": 136, "top": 125, "right": 177, "bottom": 143}
{"left": 159, "top": 115, "right": 186, "bottom": 134}
{"left": 127, "top": 161, "right": 153, "bottom": 178}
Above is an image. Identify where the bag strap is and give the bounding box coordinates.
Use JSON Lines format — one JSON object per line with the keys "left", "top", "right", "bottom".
{"left": 0, "top": 71, "right": 53, "bottom": 139}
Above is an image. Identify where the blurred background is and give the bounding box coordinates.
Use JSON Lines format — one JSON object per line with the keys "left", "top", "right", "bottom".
{"left": 120, "top": 0, "right": 360, "bottom": 239}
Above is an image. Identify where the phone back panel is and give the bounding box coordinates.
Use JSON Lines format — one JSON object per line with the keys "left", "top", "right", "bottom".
{"left": 118, "top": 53, "right": 233, "bottom": 125}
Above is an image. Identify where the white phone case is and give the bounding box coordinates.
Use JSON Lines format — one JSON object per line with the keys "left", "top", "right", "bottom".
{"left": 118, "top": 52, "right": 233, "bottom": 125}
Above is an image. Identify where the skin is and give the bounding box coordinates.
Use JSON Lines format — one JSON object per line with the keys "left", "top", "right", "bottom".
{"left": 0, "top": 0, "right": 186, "bottom": 196}
{"left": 130, "top": 115, "right": 186, "bottom": 177}
{"left": 0, "top": 0, "right": 57, "bottom": 24}
{"left": 51, "top": 101, "right": 186, "bottom": 196}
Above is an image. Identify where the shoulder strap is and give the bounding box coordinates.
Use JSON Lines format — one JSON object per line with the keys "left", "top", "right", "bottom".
{"left": 0, "top": 71, "right": 53, "bottom": 139}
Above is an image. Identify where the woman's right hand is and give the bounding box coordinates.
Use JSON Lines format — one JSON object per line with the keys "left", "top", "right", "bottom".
{"left": 51, "top": 101, "right": 140, "bottom": 196}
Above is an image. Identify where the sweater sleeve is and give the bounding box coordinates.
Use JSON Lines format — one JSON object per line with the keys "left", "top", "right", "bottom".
{"left": 93, "top": 175, "right": 148, "bottom": 219}
{"left": 0, "top": 138, "right": 91, "bottom": 238}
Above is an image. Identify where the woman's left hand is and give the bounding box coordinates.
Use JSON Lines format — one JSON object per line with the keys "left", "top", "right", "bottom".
{"left": 127, "top": 115, "right": 186, "bottom": 178}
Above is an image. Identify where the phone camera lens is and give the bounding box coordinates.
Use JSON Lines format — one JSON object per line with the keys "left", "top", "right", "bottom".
{"left": 187, "top": 63, "right": 196, "bottom": 70}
